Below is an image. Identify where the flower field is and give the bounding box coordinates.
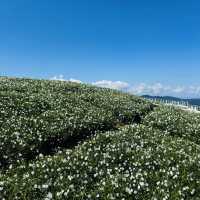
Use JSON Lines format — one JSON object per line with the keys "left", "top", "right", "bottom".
{"left": 143, "top": 106, "right": 200, "bottom": 145}
{"left": 1, "top": 77, "right": 200, "bottom": 199}
{"left": 0, "top": 77, "right": 153, "bottom": 169}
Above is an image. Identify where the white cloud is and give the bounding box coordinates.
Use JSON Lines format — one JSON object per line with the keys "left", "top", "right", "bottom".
{"left": 50, "top": 75, "right": 66, "bottom": 81}
{"left": 129, "top": 83, "right": 200, "bottom": 98}
{"left": 50, "top": 75, "right": 82, "bottom": 83}
{"left": 188, "top": 86, "right": 200, "bottom": 96}
{"left": 69, "top": 78, "right": 82, "bottom": 83}
{"left": 49, "top": 76, "right": 200, "bottom": 98}
{"left": 92, "top": 80, "right": 130, "bottom": 90}
{"left": 129, "top": 83, "right": 170, "bottom": 95}
{"left": 171, "top": 86, "right": 185, "bottom": 94}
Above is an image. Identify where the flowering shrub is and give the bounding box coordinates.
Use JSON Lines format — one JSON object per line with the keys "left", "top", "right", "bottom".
{"left": 1, "top": 77, "right": 200, "bottom": 199}
{"left": 0, "top": 77, "right": 153, "bottom": 168}
{"left": 143, "top": 106, "right": 200, "bottom": 145}
{"left": 1, "top": 125, "right": 200, "bottom": 199}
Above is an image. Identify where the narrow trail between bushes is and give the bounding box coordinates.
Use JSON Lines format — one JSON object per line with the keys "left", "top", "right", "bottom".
{"left": 26, "top": 110, "right": 153, "bottom": 162}
{"left": 2, "top": 105, "right": 156, "bottom": 171}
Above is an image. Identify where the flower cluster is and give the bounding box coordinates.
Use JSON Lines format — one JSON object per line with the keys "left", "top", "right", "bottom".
{"left": 144, "top": 105, "right": 200, "bottom": 145}
{"left": 0, "top": 77, "right": 153, "bottom": 168}
{"left": 1, "top": 77, "right": 200, "bottom": 200}
{"left": 1, "top": 125, "right": 200, "bottom": 199}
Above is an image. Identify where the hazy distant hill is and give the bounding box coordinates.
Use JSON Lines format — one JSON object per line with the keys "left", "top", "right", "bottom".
{"left": 142, "top": 95, "right": 200, "bottom": 106}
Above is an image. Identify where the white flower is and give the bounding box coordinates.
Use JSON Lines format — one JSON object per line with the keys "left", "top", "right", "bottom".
{"left": 125, "top": 187, "right": 133, "bottom": 194}
{"left": 42, "top": 184, "right": 49, "bottom": 189}
{"left": 46, "top": 192, "right": 53, "bottom": 199}
{"left": 191, "top": 189, "right": 195, "bottom": 195}
{"left": 64, "top": 190, "right": 69, "bottom": 197}
{"left": 139, "top": 182, "right": 145, "bottom": 187}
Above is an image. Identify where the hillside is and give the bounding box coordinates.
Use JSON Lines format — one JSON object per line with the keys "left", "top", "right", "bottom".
{"left": 1, "top": 77, "right": 200, "bottom": 199}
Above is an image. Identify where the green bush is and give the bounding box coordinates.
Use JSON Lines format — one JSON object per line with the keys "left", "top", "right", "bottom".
{"left": 1, "top": 125, "right": 200, "bottom": 199}
{"left": 0, "top": 77, "right": 153, "bottom": 168}
{"left": 1, "top": 77, "right": 200, "bottom": 200}
{"left": 143, "top": 106, "right": 200, "bottom": 145}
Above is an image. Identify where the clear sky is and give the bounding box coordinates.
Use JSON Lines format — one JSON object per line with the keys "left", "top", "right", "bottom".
{"left": 1, "top": 0, "right": 200, "bottom": 97}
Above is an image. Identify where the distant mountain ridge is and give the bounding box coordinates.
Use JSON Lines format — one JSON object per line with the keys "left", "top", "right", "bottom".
{"left": 142, "top": 95, "right": 200, "bottom": 106}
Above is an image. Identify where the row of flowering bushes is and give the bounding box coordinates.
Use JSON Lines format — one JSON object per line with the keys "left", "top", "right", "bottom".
{"left": 1, "top": 124, "right": 200, "bottom": 199}
{"left": 0, "top": 77, "right": 153, "bottom": 168}
{"left": 143, "top": 105, "right": 200, "bottom": 145}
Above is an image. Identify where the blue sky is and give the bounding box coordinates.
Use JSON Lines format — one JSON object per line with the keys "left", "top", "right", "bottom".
{"left": 1, "top": 0, "right": 200, "bottom": 97}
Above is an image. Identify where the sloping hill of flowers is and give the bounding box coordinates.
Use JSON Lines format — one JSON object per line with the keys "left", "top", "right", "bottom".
{"left": 0, "top": 77, "right": 153, "bottom": 168}
{"left": 1, "top": 125, "right": 200, "bottom": 199}
{"left": 1, "top": 77, "right": 200, "bottom": 200}
{"left": 143, "top": 106, "right": 200, "bottom": 145}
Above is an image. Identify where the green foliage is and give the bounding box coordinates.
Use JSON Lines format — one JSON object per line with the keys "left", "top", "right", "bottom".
{"left": 143, "top": 106, "right": 200, "bottom": 145}
{"left": 1, "top": 77, "right": 200, "bottom": 199}
{"left": 1, "top": 125, "right": 200, "bottom": 199}
{"left": 0, "top": 77, "right": 153, "bottom": 168}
